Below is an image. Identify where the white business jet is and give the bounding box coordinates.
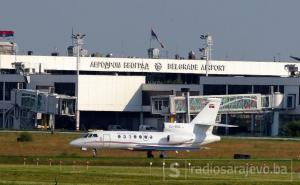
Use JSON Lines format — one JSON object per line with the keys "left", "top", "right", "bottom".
{"left": 70, "top": 98, "right": 235, "bottom": 158}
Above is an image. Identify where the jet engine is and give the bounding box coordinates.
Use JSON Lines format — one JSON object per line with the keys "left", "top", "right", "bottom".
{"left": 166, "top": 134, "right": 193, "bottom": 144}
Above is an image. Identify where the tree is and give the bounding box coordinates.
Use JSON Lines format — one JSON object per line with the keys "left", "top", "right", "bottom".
{"left": 281, "top": 120, "right": 300, "bottom": 137}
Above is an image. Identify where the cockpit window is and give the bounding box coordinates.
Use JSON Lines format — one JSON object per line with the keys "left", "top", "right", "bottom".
{"left": 93, "top": 134, "right": 98, "bottom": 137}
{"left": 88, "top": 134, "right": 93, "bottom": 138}
{"left": 83, "top": 134, "right": 88, "bottom": 138}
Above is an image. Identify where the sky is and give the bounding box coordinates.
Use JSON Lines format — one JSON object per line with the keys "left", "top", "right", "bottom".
{"left": 0, "top": 0, "right": 300, "bottom": 61}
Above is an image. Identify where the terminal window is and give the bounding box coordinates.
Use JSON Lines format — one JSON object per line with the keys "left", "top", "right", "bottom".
{"left": 299, "top": 86, "right": 300, "bottom": 105}
{"left": 203, "top": 85, "right": 226, "bottom": 95}
{"left": 254, "top": 85, "right": 271, "bottom": 94}
{"left": 4, "top": 82, "right": 17, "bottom": 101}
{"left": 0, "top": 110, "right": 3, "bottom": 128}
{"left": 228, "top": 85, "right": 252, "bottom": 94}
{"left": 54, "top": 83, "right": 75, "bottom": 96}
{"left": 287, "top": 94, "right": 295, "bottom": 109}
{"left": 0, "top": 82, "right": 3, "bottom": 100}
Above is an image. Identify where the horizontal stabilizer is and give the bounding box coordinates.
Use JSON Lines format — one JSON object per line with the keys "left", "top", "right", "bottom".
{"left": 195, "top": 122, "right": 238, "bottom": 127}
{"left": 290, "top": 55, "right": 300, "bottom": 61}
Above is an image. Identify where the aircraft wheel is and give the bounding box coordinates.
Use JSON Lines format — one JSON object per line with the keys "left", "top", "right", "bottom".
{"left": 92, "top": 148, "right": 97, "bottom": 157}
{"left": 159, "top": 152, "right": 166, "bottom": 158}
{"left": 147, "top": 151, "right": 154, "bottom": 158}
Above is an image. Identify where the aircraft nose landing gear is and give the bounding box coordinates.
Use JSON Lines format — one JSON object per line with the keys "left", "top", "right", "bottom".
{"left": 147, "top": 151, "right": 154, "bottom": 158}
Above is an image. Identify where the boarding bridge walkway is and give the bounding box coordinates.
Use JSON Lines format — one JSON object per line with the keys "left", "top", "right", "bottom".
{"left": 7, "top": 89, "right": 76, "bottom": 129}
{"left": 150, "top": 93, "right": 292, "bottom": 115}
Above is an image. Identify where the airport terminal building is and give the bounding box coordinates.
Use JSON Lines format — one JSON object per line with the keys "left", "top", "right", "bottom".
{"left": 1, "top": 39, "right": 300, "bottom": 136}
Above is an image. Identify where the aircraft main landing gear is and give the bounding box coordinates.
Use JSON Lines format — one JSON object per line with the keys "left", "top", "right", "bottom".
{"left": 92, "top": 148, "right": 97, "bottom": 157}
{"left": 147, "top": 151, "right": 154, "bottom": 158}
{"left": 159, "top": 152, "right": 167, "bottom": 158}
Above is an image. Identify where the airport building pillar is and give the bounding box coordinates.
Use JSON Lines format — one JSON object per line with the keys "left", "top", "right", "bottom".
{"left": 225, "top": 114, "right": 229, "bottom": 135}
{"left": 250, "top": 114, "right": 255, "bottom": 135}
{"left": 12, "top": 108, "right": 20, "bottom": 130}
{"left": 225, "top": 85, "right": 229, "bottom": 135}
{"left": 271, "top": 111, "right": 279, "bottom": 136}
{"left": 181, "top": 88, "right": 190, "bottom": 123}
{"left": 186, "top": 91, "right": 190, "bottom": 123}
{"left": 139, "top": 112, "right": 144, "bottom": 125}
{"left": 1, "top": 113, "right": 4, "bottom": 129}
{"left": 34, "top": 113, "right": 38, "bottom": 128}
{"left": 49, "top": 114, "right": 55, "bottom": 133}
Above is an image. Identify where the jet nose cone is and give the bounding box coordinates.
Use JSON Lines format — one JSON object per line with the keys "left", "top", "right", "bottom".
{"left": 69, "top": 139, "right": 81, "bottom": 147}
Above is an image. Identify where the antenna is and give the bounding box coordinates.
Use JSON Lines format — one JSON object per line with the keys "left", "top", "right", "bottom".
{"left": 71, "top": 28, "right": 74, "bottom": 46}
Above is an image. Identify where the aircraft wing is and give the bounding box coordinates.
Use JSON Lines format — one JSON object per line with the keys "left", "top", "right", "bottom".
{"left": 129, "top": 145, "right": 199, "bottom": 151}
{"left": 290, "top": 56, "right": 300, "bottom": 61}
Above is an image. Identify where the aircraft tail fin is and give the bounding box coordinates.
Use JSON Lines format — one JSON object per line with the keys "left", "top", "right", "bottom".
{"left": 164, "top": 98, "right": 236, "bottom": 135}
{"left": 191, "top": 98, "right": 221, "bottom": 125}
{"left": 191, "top": 98, "right": 237, "bottom": 129}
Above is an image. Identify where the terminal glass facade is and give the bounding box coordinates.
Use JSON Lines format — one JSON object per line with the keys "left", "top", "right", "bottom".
{"left": 254, "top": 85, "right": 271, "bottom": 94}
{"left": 4, "top": 82, "right": 17, "bottom": 100}
{"left": 54, "top": 83, "right": 75, "bottom": 96}
{"left": 0, "top": 82, "right": 3, "bottom": 100}
{"left": 203, "top": 85, "right": 226, "bottom": 95}
{"left": 228, "top": 85, "right": 252, "bottom": 94}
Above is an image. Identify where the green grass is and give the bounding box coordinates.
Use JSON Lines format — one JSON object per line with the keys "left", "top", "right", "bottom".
{"left": 1, "top": 132, "right": 300, "bottom": 184}
{"left": 0, "top": 164, "right": 300, "bottom": 185}
{"left": 1, "top": 132, "right": 300, "bottom": 159}
{"left": 0, "top": 156, "right": 300, "bottom": 169}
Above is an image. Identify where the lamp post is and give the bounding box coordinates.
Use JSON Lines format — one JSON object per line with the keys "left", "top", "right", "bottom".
{"left": 72, "top": 33, "right": 85, "bottom": 131}
{"left": 200, "top": 34, "right": 213, "bottom": 77}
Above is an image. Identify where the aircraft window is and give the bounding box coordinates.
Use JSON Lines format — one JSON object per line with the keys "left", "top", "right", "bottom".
{"left": 150, "top": 135, "right": 153, "bottom": 139}
{"left": 134, "top": 135, "right": 137, "bottom": 139}
{"left": 93, "top": 134, "right": 98, "bottom": 137}
{"left": 88, "top": 134, "right": 92, "bottom": 138}
{"left": 123, "top": 135, "right": 126, "bottom": 139}
{"left": 144, "top": 135, "right": 147, "bottom": 139}
{"left": 118, "top": 135, "right": 121, "bottom": 139}
{"left": 139, "top": 135, "right": 142, "bottom": 139}
{"left": 83, "top": 134, "right": 88, "bottom": 138}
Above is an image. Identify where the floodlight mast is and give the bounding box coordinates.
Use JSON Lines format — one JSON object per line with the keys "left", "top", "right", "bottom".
{"left": 199, "top": 34, "right": 213, "bottom": 76}
{"left": 72, "top": 33, "right": 85, "bottom": 131}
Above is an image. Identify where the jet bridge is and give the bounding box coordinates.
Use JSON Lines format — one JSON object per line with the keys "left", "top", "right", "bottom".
{"left": 150, "top": 93, "right": 289, "bottom": 115}
{"left": 150, "top": 93, "right": 292, "bottom": 136}
{"left": 8, "top": 89, "right": 76, "bottom": 129}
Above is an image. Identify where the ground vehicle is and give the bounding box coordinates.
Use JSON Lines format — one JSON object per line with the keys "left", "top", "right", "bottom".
{"left": 107, "top": 125, "right": 127, "bottom": 131}
{"left": 139, "top": 125, "right": 158, "bottom": 131}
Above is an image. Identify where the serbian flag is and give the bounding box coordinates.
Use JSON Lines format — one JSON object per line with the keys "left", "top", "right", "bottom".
{"left": 151, "top": 28, "right": 164, "bottom": 48}
{"left": 0, "top": 30, "right": 14, "bottom": 37}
